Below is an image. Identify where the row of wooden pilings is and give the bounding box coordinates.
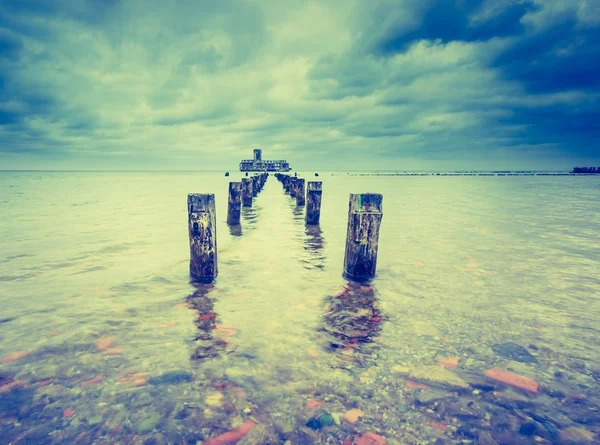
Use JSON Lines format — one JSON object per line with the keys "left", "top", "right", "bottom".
{"left": 187, "top": 173, "right": 267, "bottom": 282}
{"left": 187, "top": 172, "right": 383, "bottom": 283}
{"left": 274, "top": 173, "right": 323, "bottom": 224}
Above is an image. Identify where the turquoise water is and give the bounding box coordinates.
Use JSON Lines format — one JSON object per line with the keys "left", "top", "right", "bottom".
{"left": 1, "top": 172, "right": 599, "bottom": 444}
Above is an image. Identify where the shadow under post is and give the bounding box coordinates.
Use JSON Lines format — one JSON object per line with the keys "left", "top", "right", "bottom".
{"left": 186, "top": 282, "right": 231, "bottom": 361}
{"left": 319, "top": 280, "right": 384, "bottom": 366}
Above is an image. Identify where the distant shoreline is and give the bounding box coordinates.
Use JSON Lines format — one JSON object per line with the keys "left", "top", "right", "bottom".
{"left": 337, "top": 172, "right": 600, "bottom": 176}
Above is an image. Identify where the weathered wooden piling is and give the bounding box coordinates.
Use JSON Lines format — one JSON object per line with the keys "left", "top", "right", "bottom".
{"left": 296, "top": 178, "right": 306, "bottom": 206}
{"left": 343, "top": 194, "right": 383, "bottom": 279}
{"left": 289, "top": 177, "right": 297, "bottom": 198}
{"left": 275, "top": 173, "right": 292, "bottom": 194}
{"left": 305, "top": 181, "right": 322, "bottom": 224}
{"left": 283, "top": 175, "right": 291, "bottom": 194}
{"left": 242, "top": 177, "right": 253, "bottom": 207}
{"left": 252, "top": 175, "right": 258, "bottom": 197}
{"left": 226, "top": 182, "right": 242, "bottom": 225}
{"left": 188, "top": 194, "right": 218, "bottom": 282}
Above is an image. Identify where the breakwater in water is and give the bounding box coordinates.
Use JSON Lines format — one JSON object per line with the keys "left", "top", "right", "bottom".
{"left": 333, "top": 170, "right": 595, "bottom": 176}
{"left": 1, "top": 171, "right": 599, "bottom": 444}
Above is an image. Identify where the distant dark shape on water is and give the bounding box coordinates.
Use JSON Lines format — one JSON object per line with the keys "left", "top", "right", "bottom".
{"left": 571, "top": 167, "right": 600, "bottom": 174}
{"left": 491, "top": 342, "right": 538, "bottom": 364}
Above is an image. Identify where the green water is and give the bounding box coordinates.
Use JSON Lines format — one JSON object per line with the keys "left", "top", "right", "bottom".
{"left": 1, "top": 172, "right": 599, "bottom": 444}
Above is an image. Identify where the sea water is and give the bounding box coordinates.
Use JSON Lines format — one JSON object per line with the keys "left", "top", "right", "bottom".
{"left": 1, "top": 171, "right": 599, "bottom": 444}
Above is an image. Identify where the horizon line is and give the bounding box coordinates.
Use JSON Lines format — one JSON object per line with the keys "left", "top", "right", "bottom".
{"left": 0, "top": 168, "right": 584, "bottom": 173}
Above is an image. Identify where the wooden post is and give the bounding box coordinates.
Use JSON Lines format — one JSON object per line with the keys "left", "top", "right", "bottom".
{"left": 296, "top": 178, "right": 306, "bottom": 206}
{"left": 283, "top": 175, "right": 290, "bottom": 194}
{"left": 305, "top": 181, "right": 322, "bottom": 224}
{"left": 343, "top": 194, "right": 383, "bottom": 279}
{"left": 289, "top": 177, "right": 297, "bottom": 198}
{"left": 226, "top": 182, "right": 242, "bottom": 225}
{"left": 252, "top": 175, "right": 258, "bottom": 197}
{"left": 188, "top": 194, "right": 218, "bottom": 282}
{"left": 242, "top": 178, "right": 253, "bottom": 207}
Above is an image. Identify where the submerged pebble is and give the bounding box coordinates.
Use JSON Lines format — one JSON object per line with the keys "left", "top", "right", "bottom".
{"left": 491, "top": 343, "right": 539, "bottom": 364}
{"left": 147, "top": 371, "right": 193, "bottom": 385}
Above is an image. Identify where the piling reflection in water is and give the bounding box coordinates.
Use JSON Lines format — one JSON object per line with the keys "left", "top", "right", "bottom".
{"left": 241, "top": 206, "right": 259, "bottom": 227}
{"left": 228, "top": 223, "right": 242, "bottom": 237}
{"left": 291, "top": 200, "right": 304, "bottom": 220}
{"left": 301, "top": 225, "right": 325, "bottom": 271}
{"left": 186, "top": 283, "right": 229, "bottom": 361}
{"left": 320, "top": 281, "right": 383, "bottom": 365}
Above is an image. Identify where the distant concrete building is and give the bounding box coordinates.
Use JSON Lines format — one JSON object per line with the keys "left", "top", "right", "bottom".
{"left": 239, "top": 149, "right": 291, "bottom": 172}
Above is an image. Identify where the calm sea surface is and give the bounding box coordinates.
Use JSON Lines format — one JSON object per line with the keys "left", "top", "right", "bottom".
{"left": 1, "top": 172, "right": 599, "bottom": 445}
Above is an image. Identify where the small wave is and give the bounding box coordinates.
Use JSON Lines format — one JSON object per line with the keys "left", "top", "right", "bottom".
{"left": 0, "top": 272, "right": 38, "bottom": 281}
{"left": 72, "top": 265, "right": 107, "bottom": 275}
{"left": 1, "top": 253, "right": 34, "bottom": 263}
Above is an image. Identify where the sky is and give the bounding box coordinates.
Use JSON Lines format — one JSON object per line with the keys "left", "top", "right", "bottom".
{"left": 0, "top": 0, "right": 599, "bottom": 171}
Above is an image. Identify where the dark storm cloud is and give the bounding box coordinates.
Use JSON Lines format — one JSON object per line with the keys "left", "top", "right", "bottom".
{"left": 492, "top": 19, "right": 600, "bottom": 93}
{"left": 0, "top": 0, "right": 598, "bottom": 169}
{"left": 0, "top": 0, "right": 123, "bottom": 26}
{"left": 377, "top": 0, "right": 538, "bottom": 54}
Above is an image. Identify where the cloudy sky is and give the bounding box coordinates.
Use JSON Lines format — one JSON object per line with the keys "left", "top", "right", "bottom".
{"left": 1, "top": 0, "right": 598, "bottom": 170}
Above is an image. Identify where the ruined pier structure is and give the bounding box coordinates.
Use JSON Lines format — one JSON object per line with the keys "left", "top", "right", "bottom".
{"left": 188, "top": 172, "right": 383, "bottom": 283}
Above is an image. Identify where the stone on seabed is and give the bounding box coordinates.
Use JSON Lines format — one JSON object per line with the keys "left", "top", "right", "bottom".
{"left": 203, "top": 420, "right": 256, "bottom": 445}
{"left": 205, "top": 391, "right": 224, "bottom": 407}
{"left": 95, "top": 337, "right": 114, "bottom": 351}
{"left": 392, "top": 365, "right": 469, "bottom": 389}
{"left": 0, "top": 351, "right": 29, "bottom": 363}
{"left": 484, "top": 368, "right": 539, "bottom": 393}
{"left": 491, "top": 342, "right": 538, "bottom": 364}
{"left": 306, "top": 399, "right": 323, "bottom": 410}
{"left": 559, "top": 426, "right": 597, "bottom": 445}
{"left": 237, "top": 423, "right": 279, "bottom": 445}
{"left": 437, "top": 356, "right": 459, "bottom": 368}
{"left": 342, "top": 408, "right": 365, "bottom": 424}
{"left": 408, "top": 366, "right": 469, "bottom": 389}
{"left": 355, "top": 432, "right": 387, "bottom": 445}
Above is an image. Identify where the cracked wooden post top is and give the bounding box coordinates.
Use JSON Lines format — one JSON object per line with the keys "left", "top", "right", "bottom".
{"left": 187, "top": 194, "right": 218, "bottom": 283}
{"left": 343, "top": 193, "right": 383, "bottom": 280}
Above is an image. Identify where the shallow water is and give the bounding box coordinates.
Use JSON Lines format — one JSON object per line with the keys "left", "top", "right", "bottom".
{"left": 1, "top": 171, "right": 599, "bottom": 444}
